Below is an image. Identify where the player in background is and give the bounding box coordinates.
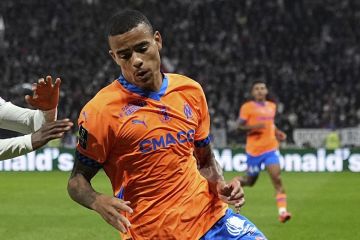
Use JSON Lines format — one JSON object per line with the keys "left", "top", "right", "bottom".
{"left": 236, "top": 80, "right": 291, "bottom": 223}
{"left": 0, "top": 76, "right": 73, "bottom": 160}
{"left": 67, "top": 9, "right": 267, "bottom": 239}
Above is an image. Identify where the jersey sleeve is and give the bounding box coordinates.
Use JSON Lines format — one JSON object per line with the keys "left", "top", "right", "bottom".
{"left": 239, "top": 103, "right": 250, "bottom": 122}
{"left": 194, "top": 86, "right": 210, "bottom": 145}
{"left": 0, "top": 135, "right": 33, "bottom": 161}
{"left": 76, "top": 102, "right": 115, "bottom": 165}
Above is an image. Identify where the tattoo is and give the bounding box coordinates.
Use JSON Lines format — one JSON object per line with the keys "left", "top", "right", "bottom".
{"left": 194, "top": 144, "right": 224, "bottom": 183}
{"left": 67, "top": 154, "right": 100, "bottom": 210}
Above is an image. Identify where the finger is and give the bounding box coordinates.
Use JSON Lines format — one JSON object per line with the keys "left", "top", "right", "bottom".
{"left": 32, "top": 83, "right": 38, "bottom": 91}
{"left": 235, "top": 198, "right": 246, "bottom": 208}
{"left": 46, "top": 75, "right": 53, "bottom": 86}
{"left": 54, "top": 78, "right": 61, "bottom": 89}
{"left": 38, "top": 78, "right": 45, "bottom": 84}
{"left": 117, "top": 213, "right": 132, "bottom": 228}
{"left": 108, "top": 208, "right": 131, "bottom": 232}
{"left": 230, "top": 191, "right": 244, "bottom": 201}
{"left": 218, "top": 194, "right": 230, "bottom": 203}
{"left": 221, "top": 184, "right": 231, "bottom": 194}
{"left": 48, "top": 125, "right": 73, "bottom": 135}
{"left": 230, "top": 182, "right": 240, "bottom": 197}
{"left": 113, "top": 200, "right": 133, "bottom": 214}
{"left": 105, "top": 213, "right": 128, "bottom": 233}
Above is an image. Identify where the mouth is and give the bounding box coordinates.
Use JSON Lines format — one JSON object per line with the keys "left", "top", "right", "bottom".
{"left": 135, "top": 69, "right": 151, "bottom": 81}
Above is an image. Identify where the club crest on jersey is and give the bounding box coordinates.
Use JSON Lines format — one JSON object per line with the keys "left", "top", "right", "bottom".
{"left": 121, "top": 100, "right": 147, "bottom": 116}
{"left": 184, "top": 102, "right": 193, "bottom": 119}
{"left": 159, "top": 105, "right": 171, "bottom": 123}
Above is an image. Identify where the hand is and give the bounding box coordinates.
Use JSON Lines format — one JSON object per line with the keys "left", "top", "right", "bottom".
{"left": 276, "top": 130, "right": 287, "bottom": 141}
{"left": 217, "top": 178, "right": 245, "bottom": 212}
{"left": 31, "top": 119, "right": 73, "bottom": 150}
{"left": 252, "top": 123, "right": 266, "bottom": 129}
{"left": 91, "top": 194, "right": 133, "bottom": 233}
{"left": 25, "top": 76, "right": 61, "bottom": 111}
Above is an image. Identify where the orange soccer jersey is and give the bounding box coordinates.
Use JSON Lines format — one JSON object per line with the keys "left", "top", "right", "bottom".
{"left": 76, "top": 73, "right": 227, "bottom": 239}
{"left": 239, "top": 100, "right": 279, "bottom": 156}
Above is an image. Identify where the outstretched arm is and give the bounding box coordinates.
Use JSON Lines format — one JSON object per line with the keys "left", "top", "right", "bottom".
{"left": 194, "top": 144, "right": 245, "bottom": 210}
{"left": 0, "top": 119, "right": 72, "bottom": 161}
{"left": 67, "top": 152, "right": 133, "bottom": 233}
{"left": 237, "top": 118, "right": 265, "bottom": 132}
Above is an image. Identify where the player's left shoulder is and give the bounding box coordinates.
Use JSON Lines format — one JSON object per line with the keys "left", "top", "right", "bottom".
{"left": 165, "top": 73, "right": 203, "bottom": 91}
{"left": 266, "top": 100, "right": 277, "bottom": 108}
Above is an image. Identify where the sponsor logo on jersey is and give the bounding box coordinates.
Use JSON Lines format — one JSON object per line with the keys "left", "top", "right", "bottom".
{"left": 139, "top": 129, "right": 195, "bottom": 153}
{"left": 122, "top": 100, "right": 147, "bottom": 116}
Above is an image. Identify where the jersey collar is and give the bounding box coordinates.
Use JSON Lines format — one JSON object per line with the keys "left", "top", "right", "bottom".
{"left": 117, "top": 73, "right": 168, "bottom": 101}
{"left": 253, "top": 100, "right": 266, "bottom": 107}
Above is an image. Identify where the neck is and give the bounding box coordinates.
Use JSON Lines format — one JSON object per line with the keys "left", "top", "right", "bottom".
{"left": 151, "top": 71, "right": 163, "bottom": 92}
{"left": 142, "top": 71, "right": 162, "bottom": 92}
{"left": 254, "top": 99, "right": 266, "bottom": 103}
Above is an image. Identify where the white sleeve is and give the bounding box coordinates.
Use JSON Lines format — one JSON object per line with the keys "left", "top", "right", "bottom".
{"left": 0, "top": 101, "right": 57, "bottom": 134}
{"left": 0, "top": 135, "right": 33, "bottom": 161}
{"left": 0, "top": 98, "right": 57, "bottom": 161}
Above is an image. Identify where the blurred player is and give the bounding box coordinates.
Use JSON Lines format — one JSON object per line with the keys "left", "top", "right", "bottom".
{"left": 0, "top": 76, "right": 73, "bottom": 160}
{"left": 67, "top": 9, "right": 267, "bottom": 239}
{"left": 236, "top": 80, "right": 291, "bottom": 223}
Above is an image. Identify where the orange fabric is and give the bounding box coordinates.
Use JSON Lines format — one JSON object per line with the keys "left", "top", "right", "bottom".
{"left": 77, "top": 73, "right": 227, "bottom": 239}
{"left": 239, "top": 100, "right": 279, "bottom": 156}
{"left": 276, "top": 193, "right": 287, "bottom": 208}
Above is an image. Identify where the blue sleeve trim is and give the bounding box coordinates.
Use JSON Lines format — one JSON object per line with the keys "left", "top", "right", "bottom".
{"left": 116, "top": 187, "right": 125, "bottom": 199}
{"left": 238, "top": 118, "right": 247, "bottom": 124}
{"left": 194, "top": 136, "right": 211, "bottom": 148}
{"left": 75, "top": 150, "right": 103, "bottom": 169}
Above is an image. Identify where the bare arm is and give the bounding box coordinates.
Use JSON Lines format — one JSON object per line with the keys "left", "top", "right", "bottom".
{"left": 67, "top": 152, "right": 133, "bottom": 233}
{"left": 194, "top": 144, "right": 245, "bottom": 209}
{"left": 237, "top": 118, "right": 265, "bottom": 132}
{"left": 275, "top": 126, "right": 287, "bottom": 141}
{"left": 67, "top": 155, "right": 100, "bottom": 209}
{"left": 195, "top": 144, "right": 224, "bottom": 191}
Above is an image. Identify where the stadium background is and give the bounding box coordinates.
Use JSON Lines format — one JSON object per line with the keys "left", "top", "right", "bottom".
{"left": 0, "top": 0, "right": 359, "bottom": 239}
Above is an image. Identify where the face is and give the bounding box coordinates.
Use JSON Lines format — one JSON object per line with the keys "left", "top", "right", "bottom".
{"left": 109, "top": 23, "right": 162, "bottom": 90}
{"left": 251, "top": 83, "right": 268, "bottom": 101}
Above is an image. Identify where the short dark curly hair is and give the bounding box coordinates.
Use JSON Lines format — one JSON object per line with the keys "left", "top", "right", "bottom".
{"left": 106, "top": 9, "right": 153, "bottom": 37}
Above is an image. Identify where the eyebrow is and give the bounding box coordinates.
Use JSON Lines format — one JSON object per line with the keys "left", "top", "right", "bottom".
{"left": 116, "top": 41, "right": 150, "bottom": 55}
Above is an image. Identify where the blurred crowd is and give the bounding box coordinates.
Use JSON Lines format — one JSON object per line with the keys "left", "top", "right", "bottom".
{"left": 1, "top": 0, "right": 359, "bottom": 145}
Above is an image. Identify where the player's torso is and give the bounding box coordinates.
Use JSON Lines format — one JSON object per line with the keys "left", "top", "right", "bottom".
{"left": 99, "top": 74, "right": 225, "bottom": 239}
{"left": 246, "top": 101, "right": 278, "bottom": 155}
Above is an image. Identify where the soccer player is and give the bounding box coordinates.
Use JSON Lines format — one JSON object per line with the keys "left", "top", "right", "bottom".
{"left": 0, "top": 76, "right": 73, "bottom": 160}
{"left": 67, "top": 10, "right": 267, "bottom": 239}
{"left": 236, "top": 80, "right": 291, "bottom": 223}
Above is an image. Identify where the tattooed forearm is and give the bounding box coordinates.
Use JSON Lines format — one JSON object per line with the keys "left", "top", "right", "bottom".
{"left": 195, "top": 144, "right": 224, "bottom": 183}
{"left": 67, "top": 156, "right": 100, "bottom": 209}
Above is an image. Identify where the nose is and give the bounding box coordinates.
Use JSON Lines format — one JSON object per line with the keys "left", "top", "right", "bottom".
{"left": 132, "top": 52, "right": 143, "bottom": 68}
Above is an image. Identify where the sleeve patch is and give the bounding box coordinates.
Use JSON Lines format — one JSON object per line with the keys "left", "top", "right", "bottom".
{"left": 78, "top": 125, "right": 88, "bottom": 149}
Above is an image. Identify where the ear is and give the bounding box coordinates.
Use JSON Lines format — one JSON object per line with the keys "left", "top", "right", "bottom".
{"left": 109, "top": 50, "right": 117, "bottom": 63}
{"left": 154, "top": 31, "right": 162, "bottom": 51}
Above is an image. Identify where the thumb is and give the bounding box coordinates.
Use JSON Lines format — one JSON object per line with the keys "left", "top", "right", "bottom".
{"left": 25, "top": 95, "right": 36, "bottom": 106}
